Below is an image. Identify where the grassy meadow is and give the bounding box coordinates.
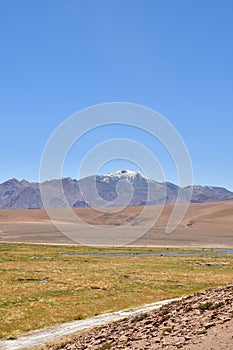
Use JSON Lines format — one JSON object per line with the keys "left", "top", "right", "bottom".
{"left": 1, "top": 242, "right": 233, "bottom": 339}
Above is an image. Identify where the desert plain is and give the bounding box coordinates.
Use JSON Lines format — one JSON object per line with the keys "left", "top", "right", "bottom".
{"left": 0, "top": 201, "right": 233, "bottom": 247}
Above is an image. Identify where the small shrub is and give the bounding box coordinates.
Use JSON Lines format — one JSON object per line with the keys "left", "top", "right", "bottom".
{"left": 197, "top": 301, "right": 224, "bottom": 311}
{"left": 98, "top": 344, "right": 112, "bottom": 350}
{"left": 197, "top": 329, "right": 207, "bottom": 335}
{"left": 197, "top": 302, "right": 213, "bottom": 311}
{"left": 162, "top": 327, "right": 173, "bottom": 334}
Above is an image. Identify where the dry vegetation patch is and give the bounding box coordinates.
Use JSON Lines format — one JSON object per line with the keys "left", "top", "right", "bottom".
{"left": 1, "top": 243, "right": 233, "bottom": 339}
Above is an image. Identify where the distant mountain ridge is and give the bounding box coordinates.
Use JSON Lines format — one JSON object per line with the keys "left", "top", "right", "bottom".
{"left": 0, "top": 170, "right": 233, "bottom": 210}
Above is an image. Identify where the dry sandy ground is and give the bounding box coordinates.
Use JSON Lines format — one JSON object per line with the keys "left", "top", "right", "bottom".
{"left": 0, "top": 201, "right": 233, "bottom": 246}
{"left": 49, "top": 285, "right": 233, "bottom": 350}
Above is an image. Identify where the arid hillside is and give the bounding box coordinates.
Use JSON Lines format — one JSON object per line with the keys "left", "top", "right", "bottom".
{"left": 49, "top": 284, "right": 233, "bottom": 350}
{"left": 0, "top": 201, "right": 233, "bottom": 247}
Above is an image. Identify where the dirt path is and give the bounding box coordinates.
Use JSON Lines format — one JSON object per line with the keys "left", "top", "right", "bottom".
{"left": 0, "top": 298, "right": 181, "bottom": 350}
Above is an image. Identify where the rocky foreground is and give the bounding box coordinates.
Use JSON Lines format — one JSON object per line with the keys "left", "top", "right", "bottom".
{"left": 50, "top": 284, "right": 233, "bottom": 350}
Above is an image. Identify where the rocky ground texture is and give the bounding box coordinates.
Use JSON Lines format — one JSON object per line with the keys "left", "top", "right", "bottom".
{"left": 50, "top": 284, "right": 233, "bottom": 350}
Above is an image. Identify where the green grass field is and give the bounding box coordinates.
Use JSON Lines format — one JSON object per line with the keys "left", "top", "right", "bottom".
{"left": 1, "top": 242, "right": 233, "bottom": 339}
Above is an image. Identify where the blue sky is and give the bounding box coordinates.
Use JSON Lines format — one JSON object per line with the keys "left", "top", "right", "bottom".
{"left": 0, "top": 0, "right": 233, "bottom": 189}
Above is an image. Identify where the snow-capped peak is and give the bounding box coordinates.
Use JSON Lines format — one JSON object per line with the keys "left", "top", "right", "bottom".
{"left": 102, "top": 169, "right": 147, "bottom": 182}
{"left": 193, "top": 185, "right": 214, "bottom": 190}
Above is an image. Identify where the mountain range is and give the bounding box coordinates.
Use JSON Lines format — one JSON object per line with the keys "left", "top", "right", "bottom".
{"left": 0, "top": 170, "right": 233, "bottom": 210}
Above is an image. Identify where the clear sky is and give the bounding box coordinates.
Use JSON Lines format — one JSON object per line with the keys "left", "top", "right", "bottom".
{"left": 0, "top": 0, "right": 233, "bottom": 189}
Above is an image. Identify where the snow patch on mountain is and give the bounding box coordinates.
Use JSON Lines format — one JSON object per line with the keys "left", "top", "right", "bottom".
{"left": 103, "top": 170, "right": 147, "bottom": 182}
{"left": 102, "top": 170, "right": 147, "bottom": 183}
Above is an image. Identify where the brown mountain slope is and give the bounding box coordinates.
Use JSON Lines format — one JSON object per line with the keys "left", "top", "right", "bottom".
{"left": 0, "top": 171, "right": 233, "bottom": 210}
